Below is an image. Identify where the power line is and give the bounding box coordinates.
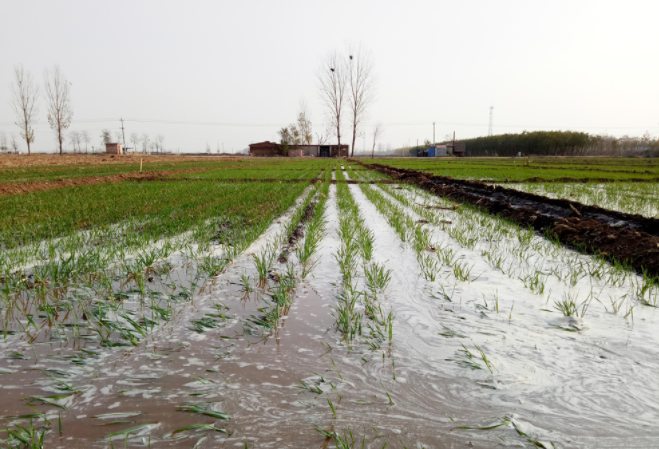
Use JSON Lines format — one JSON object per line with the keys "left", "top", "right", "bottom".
{"left": 1, "top": 117, "right": 657, "bottom": 131}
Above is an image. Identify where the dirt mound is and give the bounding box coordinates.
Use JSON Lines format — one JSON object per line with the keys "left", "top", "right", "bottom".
{"left": 0, "top": 168, "right": 211, "bottom": 195}
{"left": 354, "top": 160, "right": 659, "bottom": 277}
{"left": 0, "top": 153, "right": 252, "bottom": 168}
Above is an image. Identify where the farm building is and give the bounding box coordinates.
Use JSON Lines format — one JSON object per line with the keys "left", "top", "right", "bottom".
{"left": 105, "top": 143, "right": 123, "bottom": 154}
{"left": 446, "top": 142, "right": 466, "bottom": 157}
{"left": 248, "top": 141, "right": 349, "bottom": 157}
{"left": 248, "top": 141, "right": 283, "bottom": 157}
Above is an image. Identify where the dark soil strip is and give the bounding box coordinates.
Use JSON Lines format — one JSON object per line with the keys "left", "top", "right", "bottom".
{"left": 277, "top": 201, "right": 317, "bottom": 263}
{"left": 353, "top": 160, "right": 659, "bottom": 277}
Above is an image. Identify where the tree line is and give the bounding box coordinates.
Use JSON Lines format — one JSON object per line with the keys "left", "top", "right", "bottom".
{"left": 3, "top": 64, "right": 167, "bottom": 156}
{"left": 440, "top": 130, "right": 659, "bottom": 157}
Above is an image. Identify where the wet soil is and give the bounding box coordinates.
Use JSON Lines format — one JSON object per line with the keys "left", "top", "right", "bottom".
{"left": 354, "top": 160, "right": 659, "bottom": 277}
{"left": 278, "top": 201, "right": 317, "bottom": 263}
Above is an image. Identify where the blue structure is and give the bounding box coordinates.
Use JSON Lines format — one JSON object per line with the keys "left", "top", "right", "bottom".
{"left": 427, "top": 146, "right": 436, "bottom": 157}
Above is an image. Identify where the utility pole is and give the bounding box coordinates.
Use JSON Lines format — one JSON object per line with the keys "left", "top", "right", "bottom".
{"left": 488, "top": 106, "right": 494, "bottom": 136}
{"left": 433, "top": 122, "right": 435, "bottom": 145}
{"left": 453, "top": 131, "right": 455, "bottom": 156}
{"left": 120, "top": 118, "right": 126, "bottom": 149}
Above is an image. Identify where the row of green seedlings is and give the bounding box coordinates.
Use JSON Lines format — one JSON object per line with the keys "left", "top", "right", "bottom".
{"left": 346, "top": 166, "right": 465, "bottom": 284}
{"left": 345, "top": 163, "right": 503, "bottom": 372}
{"left": 0, "top": 208, "right": 316, "bottom": 437}
{"left": 333, "top": 170, "right": 393, "bottom": 349}
{"left": 0, "top": 185, "right": 324, "bottom": 444}
{"left": 246, "top": 182, "right": 331, "bottom": 337}
{"left": 384, "top": 179, "right": 657, "bottom": 314}
{"left": 307, "top": 173, "right": 399, "bottom": 448}
{"left": 511, "top": 181, "right": 659, "bottom": 219}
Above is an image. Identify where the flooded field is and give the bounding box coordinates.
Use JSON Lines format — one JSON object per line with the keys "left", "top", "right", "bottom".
{"left": 1, "top": 157, "right": 659, "bottom": 448}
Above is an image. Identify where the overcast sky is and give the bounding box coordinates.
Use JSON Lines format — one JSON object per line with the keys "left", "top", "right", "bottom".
{"left": 1, "top": 0, "right": 657, "bottom": 154}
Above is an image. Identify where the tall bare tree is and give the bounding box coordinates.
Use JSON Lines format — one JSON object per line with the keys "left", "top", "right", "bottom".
{"left": 10, "top": 134, "right": 19, "bottom": 153}
{"left": 44, "top": 65, "right": 73, "bottom": 155}
{"left": 130, "top": 133, "right": 139, "bottom": 154}
{"left": 347, "top": 44, "right": 377, "bottom": 157}
{"left": 141, "top": 134, "right": 150, "bottom": 154}
{"left": 156, "top": 134, "right": 165, "bottom": 153}
{"left": 81, "top": 130, "right": 91, "bottom": 153}
{"left": 371, "top": 122, "right": 383, "bottom": 159}
{"left": 11, "top": 65, "right": 39, "bottom": 155}
{"left": 317, "top": 50, "right": 347, "bottom": 150}
{"left": 69, "top": 130, "right": 81, "bottom": 152}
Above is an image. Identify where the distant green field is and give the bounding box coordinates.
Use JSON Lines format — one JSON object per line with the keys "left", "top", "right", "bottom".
{"left": 369, "top": 157, "right": 659, "bottom": 182}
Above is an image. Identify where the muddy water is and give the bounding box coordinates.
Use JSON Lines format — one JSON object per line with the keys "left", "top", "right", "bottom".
{"left": 349, "top": 171, "right": 659, "bottom": 447}
{"left": 5, "top": 167, "right": 659, "bottom": 447}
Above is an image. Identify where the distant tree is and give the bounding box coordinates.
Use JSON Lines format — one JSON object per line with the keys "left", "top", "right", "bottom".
{"left": 114, "top": 131, "right": 123, "bottom": 144}
{"left": 278, "top": 127, "right": 292, "bottom": 155}
{"left": 81, "top": 130, "right": 91, "bottom": 153}
{"left": 424, "top": 139, "right": 432, "bottom": 147}
{"left": 69, "top": 130, "right": 81, "bottom": 152}
{"left": 297, "top": 98, "right": 313, "bottom": 145}
{"left": 100, "top": 129, "right": 112, "bottom": 145}
{"left": 347, "top": 43, "right": 377, "bottom": 157}
{"left": 10, "top": 134, "right": 19, "bottom": 153}
{"left": 43, "top": 65, "right": 73, "bottom": 155}
{"left": 205, "top": 142, "right": 211, "bottom": 154}
{"left": 141, "top": 134, "right": 150, "bottom": 153}
{"left": 10, "top": 65, "right": 39, "bottom": 155}
{"left": 0, "top": 132, "right": 8, "bottom": 152}
{"left": 130, "top": 133, "right": 139, "bottom": 154}
{"left": 149, "top": 141, "right": 156, "bottom": 153}
{"left": 317, "top": 50, "right": 347, "bottom": 149}
{"left": 371, "top": 122, "right": 383, "bottom": 159}
{"left": 156, "top": 135, "right": 165, "bottom": 153}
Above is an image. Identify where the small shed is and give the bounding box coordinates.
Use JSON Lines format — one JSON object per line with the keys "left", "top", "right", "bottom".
{"left": 105, "top": 143, "right": 123, "bottom": 154}
{"left": 434, "top": 145, "right": 447, "bottom": 156}
{"left": 288, "top": 149, "right": 304, "bottom": 158}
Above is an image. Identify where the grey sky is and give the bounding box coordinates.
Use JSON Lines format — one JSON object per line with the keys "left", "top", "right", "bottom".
{"left": 1, "top": 0, "right": 657, "bottom": 154}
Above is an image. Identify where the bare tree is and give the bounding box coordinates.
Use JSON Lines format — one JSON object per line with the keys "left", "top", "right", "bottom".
{"left": 81, "top": 130, "right": 91, "bottom": 153}
{"left": 69, "top": 130, "right": 81, "bottom": 153}
{"left": 10, "top": 134, "right": 19, "bottom": 153}
{"left": 141, "top": 134, "right": 150, "bottom": 154}
{"left": 11, "top": 65, "right": 39, "bottom": 155}
{"left": 297, "top": 97, "right": 313, "bottom": 145}
{"left": 156, "top": 135, "right": 165, "bottom": 154}
{"left": 347, "top": 43, "right": 377, "bottom": 157}
{"left": 130, "top": 133, "right": 139, "bottom": 154}
{"left": 43, "top": 66, "right": 73, "bottom": 155}
{"left": 0, "top": 132, "right": 7, "bottom": 152}
{"left": 317, "top": 50, "right": 347, "bottom": 150}
{"left": 371, "top": 122, "right": 383, "bottom": 159}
